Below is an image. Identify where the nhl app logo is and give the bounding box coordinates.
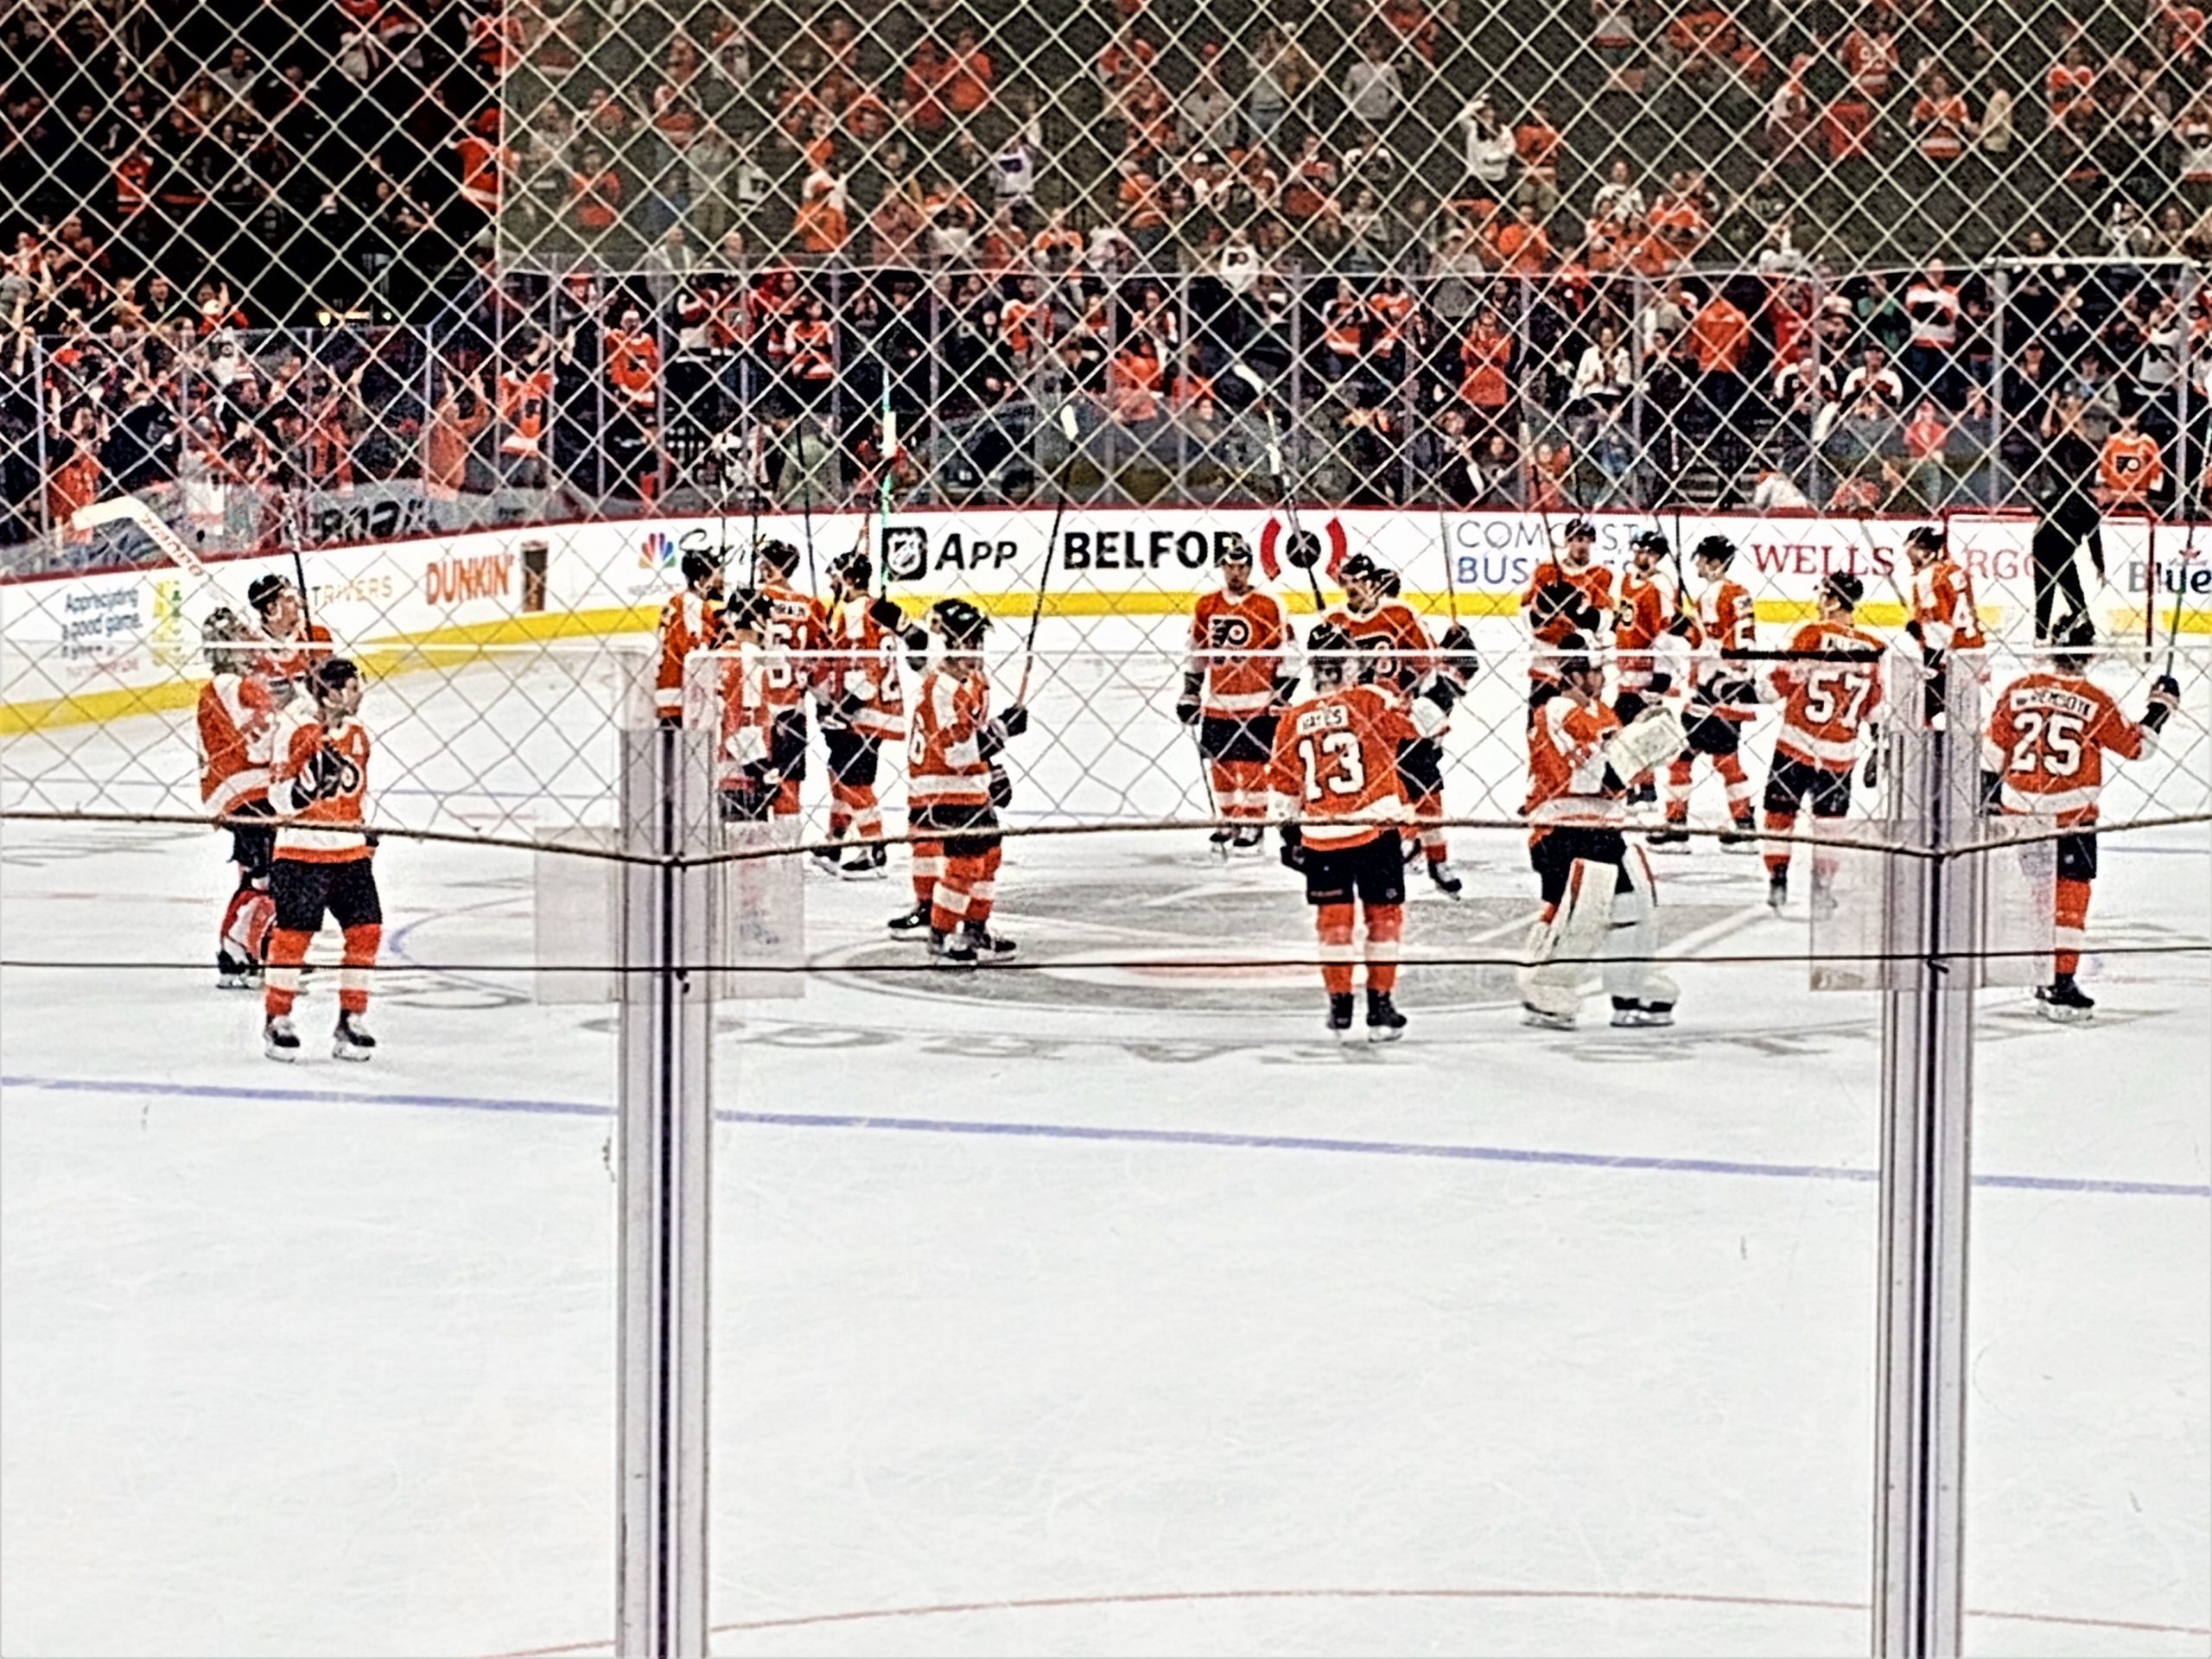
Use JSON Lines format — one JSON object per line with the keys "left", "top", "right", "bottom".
{"left": 882, "top": 525, "right": 928, "bottom": 582}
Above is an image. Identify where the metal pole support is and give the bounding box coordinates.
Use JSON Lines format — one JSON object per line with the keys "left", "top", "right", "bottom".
{"left": 617, "top": 715, "right": 716, "bottom": 1658}
{"left": 1872, "top": 669, "right": 1980, "bottom": 1658}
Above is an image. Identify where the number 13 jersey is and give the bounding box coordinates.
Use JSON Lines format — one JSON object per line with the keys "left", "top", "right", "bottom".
{"left": 1268, "top": 682, "right": 1417, "bottom": 849}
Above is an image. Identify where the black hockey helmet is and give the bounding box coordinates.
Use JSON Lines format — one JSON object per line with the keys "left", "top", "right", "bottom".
{"left": 720, "top": 587, "right": 769, "bottom": 634}
{"left": 756, "top": 537, "right": 802, "bottom": 575}
{"left": 1306, "top": 620, "right": 1356, "bottom": 677}
{"left": 931, "top": 597, "right": 991, "bottom": 648}
{"left": 830, "top": 549, "right": 873, "bottom": 589}
{"left": 681, "top": 548, "right": 721, "bottom": 588}
{"left": 310, "top": 656, "right": 359, "bottom": 696}
{"left": 1822, "top": 571, "right": 1866, "bottom": 608}
{"left": 1562, "top": 516, "right": 1597, "bottom": 541}
{"left": 1692, "top": 534, "right": 1737, "bottom": 568}
{"left": 1904, "top": 524, "right": 1945, "bottom": 557}
{"left": 1553, "top": 629, "right": 1597, "bottom": 680}
{"left": 1370, "top": 563, "right": 1402, "bottom": 597}
{"left": 1629, "top": 528, "right": 1670, "bottom": 561}
{"left": 1338, "top": 551, "right": 1380, "bottom": 585}
{"left": 1218, "top": 538, "right": 1254, "bottom": 566}
{"left": 246, "top": 573, "right": 294, "bottom": 614}
{"left": 2050, "top": 613, "right": 2098, "bottom": 663}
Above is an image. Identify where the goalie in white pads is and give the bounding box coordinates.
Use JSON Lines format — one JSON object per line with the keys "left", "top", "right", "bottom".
{"left": 1519, "top": 635, "right": 1685, "bottom": 1028}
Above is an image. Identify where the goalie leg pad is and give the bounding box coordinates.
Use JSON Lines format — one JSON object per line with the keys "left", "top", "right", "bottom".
{"left": 1517, "top": 858, "right": 1615, "bottom": 1020}
{"left": 1602, "top": 845, "right": 1677, "bottom": 1011}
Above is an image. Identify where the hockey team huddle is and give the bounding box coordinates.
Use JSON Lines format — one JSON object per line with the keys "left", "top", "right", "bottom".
{"left": 192, "top": 518, "right": 2179, "bottom": 1058}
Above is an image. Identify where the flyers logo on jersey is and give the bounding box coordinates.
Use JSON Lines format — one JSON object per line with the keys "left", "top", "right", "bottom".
{"left": 1207, "top": 614, "right": 1255, "bottom": 649}
{"left": 1259, "top": 515, "right": 1349, "bottom": 581}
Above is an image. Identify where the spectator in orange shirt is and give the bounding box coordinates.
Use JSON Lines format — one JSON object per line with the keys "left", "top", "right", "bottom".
{"left": 1117, "top": 156, "right": 1168, "bottom": 252}
{"left": 1107, "top": 334, "right": 1165, "bottom": 423}
{"left": 902, "top": 38, "right": 953, "bottom": 136}
{"left": 945, "top": 27, "right": 994, "bottom": 118}
{"left": 2098, "top": 410, "right": 2163, "bottom": 507}
{"left": 1459, "top": 304, "right": 1516, "bottom": 440}
{"left": 569, "top": 146, "right": 622, "bottom": 237}
{"left": 791, "top": 168, "right": 849, "bottom": 254}
{"left": 1903, "top": 399, "right": 1953, "bottom": 505}
{"left": 1494, "top": 202, "right": 1554, "bottom": 272}
{"left": 1688, "top": 282, "right": 1752, "bottom": 439}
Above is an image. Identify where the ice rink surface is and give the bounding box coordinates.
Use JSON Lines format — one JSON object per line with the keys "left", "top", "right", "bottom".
{"left": 3, "top": 619, "right": 2209, "bottom": 1657}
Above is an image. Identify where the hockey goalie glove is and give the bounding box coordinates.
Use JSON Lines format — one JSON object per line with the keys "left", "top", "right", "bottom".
{"left": 1602, "top": 702, "right": 1688, "bottom": 782}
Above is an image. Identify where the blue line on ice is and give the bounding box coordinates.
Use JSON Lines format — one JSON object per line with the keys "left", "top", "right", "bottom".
{"left": 3, "top": 1073, "right": 2205, "bottom": 1199}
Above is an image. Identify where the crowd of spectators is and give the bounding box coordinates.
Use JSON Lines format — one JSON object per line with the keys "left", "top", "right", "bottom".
{"left": 6, "top": 232, "right": 2207, "bottom": 561}
{"left": 4, "top": 0, "right": 2212, "bottom": 557}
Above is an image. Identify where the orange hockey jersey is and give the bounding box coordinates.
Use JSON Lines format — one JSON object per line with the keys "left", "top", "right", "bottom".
{"left": 1613, "top": 566, "right": 1677, "bottom": 691}
{"left": 1319, "top": 596, "right": 1432, "bottom": 692}
{"left": 906, "top": 663, "right": 995, "bottom": 810}
{"left": 197, "top": 671, "right": 276, "bottom": 814}
{"left": 1770, "top": 621, "right": 1885, "bottom": 771}
{"left": 760, "top": 577, "right": 830, "bottom": 709}
{"left": 1189, "top": 587, "right": 1294, "bottom": 721}
{"left": 1523, "top": 557, "right": 1615, "bottom": 679}
{"left": 1268, "top": 681, "right": 1419, "bottom": 849}
{"left": 270, "top": 707, "right": 372, "bottom": 862}
{"left": 825, "top": 593, "right": 906, "bottom": 742}
{"left": 1910, "top": 557, "right": 1986, "bottom": 651}
{"left": 1523, "top": 693, "right": 1624, "bottom": 827}
{"left": 1988, "top": 670, "right": 2147, "bottom": 824}
{"left": 656, "top": 588, "right": 720, "bottom": 721}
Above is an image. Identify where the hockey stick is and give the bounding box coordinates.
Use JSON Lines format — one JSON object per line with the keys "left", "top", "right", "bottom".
{"left": 798, "top": 419, "right": 819, "bottom": 596}
{"left": 2163, "top": 511, "right": 2196, "bottom": 682}
{"left": 874, "top": 385, "right": 896, "bottom": 598}
{"left": 1014, "top": 404, "right": 1084, "bottom": 709}
{"left": 1434, "top": 498, "right": 1460, "bottom": 626}
{"left": 1230, "top": 363, "right": 1326, "bottom": 610}
{"left": 70, "top": 494, "right": 223, "bottom": 590}
{"left": 282, "top": 491, "right": 317, "bottom": 640}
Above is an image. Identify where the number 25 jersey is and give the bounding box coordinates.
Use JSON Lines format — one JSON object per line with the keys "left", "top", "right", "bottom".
{"left": 1268, "top": 682, "right": 1418, "bottom": 849}
{"left": 1988, "top": 671, "right": 2146, "bottom": 824}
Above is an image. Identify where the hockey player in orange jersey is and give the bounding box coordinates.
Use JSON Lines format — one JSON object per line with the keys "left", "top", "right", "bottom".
{"left": 1987, "top": 619, "right": 2178, "bottom": 1020}
{"left": 1901, "top": 521, "right": 1984, "bottom": 724}
{"left": 262, "top": 658, "right": 380, "bottom": 1063}
{"left": 246, "top": 573, "right": 333, "bottom": 703}
{"left": 1517, "top": 633, "right": 1686, "bottom": 1028}
{"left": 1179, "top": 541, "right": 1296, "bottom": 855}
{"left": 821, "top": 550, "right": 921, "bottom": 876}
{"left": 1270, "top": 620, "right": 1479, "bottom": 1039}
{"left": 1322, "top": 551, "right": 1478, "bottom": 896}
{"left": 1651, "top": 535, "right": 1759, "bottom": 849}
{"left": 1761, "top": 572, "right": 1885, "bottom": 913}
{"left": 754, "top": 538, "right": 831, "bottom": 829}
{"left": 196, "top": 607, "right": 277, "bottom": 987}
{"left": 1522, "top": 516, "right": 1612, "bottom": 700}
{"left": 655, "top": 548, "right": 724, "bottom": 725}
{"left": 890, "top": 599, "right": 1029, "bottom": 967}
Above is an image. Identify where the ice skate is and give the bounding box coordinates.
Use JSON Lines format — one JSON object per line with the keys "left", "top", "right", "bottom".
{"left": 1646, "top": 824, "right": 1690, "bottom": 850}
{"left": 217, "top": 950, "right": 258, "bottom": 990}
{"left": 929, "top": 928, "right": 976, "bottom": 969}
{"left": 2035, "top": 974, "right": 2094, "bottom": 1023}
{"left": 1365, "top": 988, "right": 1407, "bottom": 1042}
{"left": 1611, "top": 997, "right": 1675, "bottom": 1028}
{"left": 1325, "top": 992, "right": 1357, "bottom": 1039}
{"left": 1719, "top": 816, "right": 1759, "bottom": 850}
{"left": 1767, "top": 868, "right": 1789, "bottom": 912}
{"left": 332, "top": 1011, "right": 377, "bottom": 1061}
{"left": 1426, "top": 859, "right": 1463, "bottom": 898}
{"left": 887, "top": 903, "right": 932, "bottom": 938}
{"left": 962, "top": 920, "right": 1017, "bottom": 963}
{"left": 264, "top": 1014, "right": 300, "bottom": 1062}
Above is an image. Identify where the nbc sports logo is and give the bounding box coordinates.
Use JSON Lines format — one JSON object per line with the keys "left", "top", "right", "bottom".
{"left": 639, "top": 531, "right": 678, "bottom": 572}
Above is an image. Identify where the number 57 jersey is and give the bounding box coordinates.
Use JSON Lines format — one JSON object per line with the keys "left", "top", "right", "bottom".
{"left": 1769, "top": 621, "right": 1886, "bottom": 772}
{"left": 1268, "top": 682, "right": 1419, "bottom": 849}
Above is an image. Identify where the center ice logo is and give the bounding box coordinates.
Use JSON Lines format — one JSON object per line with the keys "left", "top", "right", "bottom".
{"left": 639, "top": 531, "right": 678, "bottom": 573}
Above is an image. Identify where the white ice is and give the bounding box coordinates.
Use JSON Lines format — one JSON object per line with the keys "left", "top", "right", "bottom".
{"left": 3, "top": 617, "right": 2208, "bottom": 1657}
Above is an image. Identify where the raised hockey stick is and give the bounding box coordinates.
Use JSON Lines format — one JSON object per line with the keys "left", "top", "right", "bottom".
{"left": 798, "top": 420, "right": 819, "bottom": 596}
{"left": 1230, "top": 363, "right": 1326, "bottom": 610}
{"left": 2163, "top": 512, "right": 2196, "bottom": 681}
{"left": 1014, "top": 404, "right": 1084, "bottom": 709}
{"left": 70, "top": 494, "right": 222, "bottom": 590}
{"left": 1434, "top": 498, "right": 1460, "bottom": 626}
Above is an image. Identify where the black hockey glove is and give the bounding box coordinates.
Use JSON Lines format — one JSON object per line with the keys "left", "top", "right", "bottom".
{"left": 998, "top": 703, "right": 1030, "bottom": 739}
{"left": 988, "top": 759, "right": 1014, "bottom": 809}
{"left": 1571, "top": 598, "right": 1605, "bottom": 632}
{"left": 1277, "top": 823, "right": 1305, "bottom": 871}
{"left": 1176, "top": 671, "right": 1203, "bottom": 726}
{"left": 1904, "top": 619, "right": 1925, "bottom": 643}
{"left": 2143, "top": 675, "right": 2180, "bottom": 733}
{"left": 1646, "top": 671, "right": 1672, "bottom": 697}
{"left": 1532, "top": 581, "right": 1580, "bottom": 628}
{"left": 1270, "top": 673, "right": 1299, "bottom": 712}
{"left": 1861, "top": 738, "right": 1881, "bottom": 790}
{"left": 1438, "top": 623, "right": 1479, "bottom": 681}
{"left": 868, "top": 596, "right": 907, "bottom": 632}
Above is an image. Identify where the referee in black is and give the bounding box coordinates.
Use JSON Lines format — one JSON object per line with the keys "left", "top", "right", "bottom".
{"left": 2029, "top": 390, "right": 2104, "bottom": 642}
